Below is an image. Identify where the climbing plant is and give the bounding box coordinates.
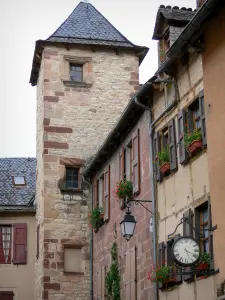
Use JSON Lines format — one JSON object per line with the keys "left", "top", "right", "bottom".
{"left": 105, "top": 242, "right": 120, "bottom": 300}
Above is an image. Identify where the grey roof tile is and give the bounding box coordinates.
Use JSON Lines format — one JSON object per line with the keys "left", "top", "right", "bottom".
{"left": 153, "top": 6, "right": 196, "bottom": 40}
{"left": 47, "top": 1, "right": 135, "bottom": 47}
{"left": 0, "top": 158, "right": 36, "bottom": 206}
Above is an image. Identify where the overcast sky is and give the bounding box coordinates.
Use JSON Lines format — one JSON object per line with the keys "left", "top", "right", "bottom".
{"left": 0, "top": 0, "right": 196, "bottom": 158}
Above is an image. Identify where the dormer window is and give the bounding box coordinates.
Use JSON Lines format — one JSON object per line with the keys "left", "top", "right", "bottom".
{"left": 70, "top": 64, "right": 83, "bottom": 82}
{"left": 12, "top": 176, "right": 26, "bottom": 187}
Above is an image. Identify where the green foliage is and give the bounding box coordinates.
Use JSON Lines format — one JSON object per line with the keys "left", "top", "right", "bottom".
{"left": 217, "top": 280, "right": 225, "bottom": 297}
{"left": 198, "top": 252, "right": 210, "bottom": 265}
{"left": 115, "top": 180, "right": 133, "bottom": 199}
{"left": 184, "top": 130, "right": 202, "bottom": 149}
{"left": 88, "top": 207, "right": 104, "bottom": 230}
{"left": 158, "top": 147, "right": 170, "bottom": 166}
{"left": 150, "top": 265, "right": 172, "bottom": 284}
{"left": 105, "top": 243, "right": 120, "bottom": 300}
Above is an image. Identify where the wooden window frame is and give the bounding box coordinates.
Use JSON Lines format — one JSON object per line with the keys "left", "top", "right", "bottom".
{"left": 97, "top": 175, "right": 104, "bottom": 209}
{"left": 0, "top": 225, "right": 12, "bottom": 264}
{"left": 12, "top": 176, "right": 26, "bottom": 187}
{"left": 69, "top": 63, "right": 83, "bottom": 82}
{"left": 65, "top": 166, "right": 81, "bottom": 190}
{"left": 103, "top": 166, "right": 110, "bottom": 222}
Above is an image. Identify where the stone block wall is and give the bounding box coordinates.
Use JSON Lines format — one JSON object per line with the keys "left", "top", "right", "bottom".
{"left": 35, "top": 43, "right": 141, "bottom": 300}
{"left": 92, "top": 110, "right": 154, "bottom": 300}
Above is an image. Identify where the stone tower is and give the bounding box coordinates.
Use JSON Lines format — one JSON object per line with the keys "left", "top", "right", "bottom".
{"left": 30, "top": 1, "right": 148, "bottom": 299}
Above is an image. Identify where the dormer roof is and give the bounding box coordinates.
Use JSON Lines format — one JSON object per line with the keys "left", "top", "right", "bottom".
{"left": 30, "top": 1, "right": 148, "bottom": 86}
{"left": 153, "top": 5, "right": 196, "bottom": 40}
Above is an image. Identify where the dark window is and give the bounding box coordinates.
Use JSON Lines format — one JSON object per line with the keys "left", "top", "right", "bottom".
{"left": 186, "top": 100, "right": 201, "bottom": 132}
{"left": 70, "top": 64, "right": 83, "bottom": 82}
{"left": 0, "top": 226, "right": 12, "bottom": 264}
{"left": 66, "top": 168, "right": 79, "bottom": 189}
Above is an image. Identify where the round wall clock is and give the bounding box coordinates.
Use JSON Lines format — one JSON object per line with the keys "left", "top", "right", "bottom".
{"left": 172, "top": 236, "right": 200, "bottom": 267}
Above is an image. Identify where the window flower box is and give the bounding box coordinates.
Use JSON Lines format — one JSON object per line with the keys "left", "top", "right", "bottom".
{"left": 158, "top": 147, "right": 170, "bottom": 176}
{"left": 187, "top": 140, "right": 202, "bottom": 155}
{"left": 185, "top": 130, "right": 202, "bottom": 156}
{"left": 114, "top": 180, "right": 133, "bottom": 201}
{"left": 160, "top": 162, "right": 170, "bottom": 175}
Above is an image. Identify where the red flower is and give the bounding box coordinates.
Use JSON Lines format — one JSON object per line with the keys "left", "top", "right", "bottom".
{"left": 147, "top": 272, "right": 151, "bottom": 280}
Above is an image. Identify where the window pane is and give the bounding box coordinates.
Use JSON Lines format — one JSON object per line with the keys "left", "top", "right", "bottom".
{"left": 70, "top": 64, "right": 83, "bottom": 82}
{"left": 66, "top": 168, "right": 79, "bottom": 189}
{"left": 98, "top": 179, "right": 103, "bottom": 208}
{"left": 13, "top": 176, "right": 25, "bottom": 185}
{"left": 0, "top": 226, "right": 11, "bottom": 264}
{"left": 125, "top": 148, "right": 130, "bottom": 180}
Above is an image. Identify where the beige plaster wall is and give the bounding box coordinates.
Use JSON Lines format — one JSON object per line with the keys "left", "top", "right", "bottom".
{"left": 153, "top": 53, "right": 214, "bottom": 299}
{"left": 0, "top": 213, "right": 36, "bottom": 300}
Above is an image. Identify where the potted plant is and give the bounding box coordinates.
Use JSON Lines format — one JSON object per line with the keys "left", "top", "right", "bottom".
{"left": 115, "top": 180, "right": 133, "bottom": 200}
{"left": 148, "top": 265, "right": 173, "bottom": 286}
{"left": 197, "top": 252, "right": 210, "bottom": 270}
{"left": 158, "top": 147, "right": 170, "bottom": 175}
{"left": 88, "top": 207, "right": 104, "bottom": 232}
{"left": 184, "top": 130, "right": 202, "bottom": 155}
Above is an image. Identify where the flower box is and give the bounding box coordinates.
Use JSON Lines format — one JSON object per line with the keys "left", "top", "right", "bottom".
{"left": 197, "top": 263, "right": 209, "bottom": 270}
{"left": 160, "top": 162, "right": 170, "bottom": 175}
{"left": 187, "top": 140, "right": 202, "bottom": 155}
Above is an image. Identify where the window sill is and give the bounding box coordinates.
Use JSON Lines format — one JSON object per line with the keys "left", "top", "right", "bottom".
{"left": 64, "top": 271, "right": 84, "bottom": 276}
{"left": 63, "top": 80, "right": 92, "bottom": 88}
{"left": 60, "top": 188, "right": 83, "bottom": 194}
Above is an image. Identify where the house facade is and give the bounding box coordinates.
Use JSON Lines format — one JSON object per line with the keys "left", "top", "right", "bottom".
{"left": 84, "top": 87, "right": 154, "bottom": 300}
{"left": 30, "top": 1, "right": 148, "bottom": 299}
{"left": 0, "top": 158, "right": 36, "bottom": 300}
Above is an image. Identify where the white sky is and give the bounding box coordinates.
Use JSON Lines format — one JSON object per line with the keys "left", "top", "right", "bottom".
{"left": 0, "top": 0, "right": 196, "bottom": 157}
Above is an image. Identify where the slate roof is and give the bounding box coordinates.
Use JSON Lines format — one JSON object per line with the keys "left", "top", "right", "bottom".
{"left": 153, "top": 5, "right": 196, "bottom": 40}
{"left": 0, "top": 158, "right": 36, "bottom": 207}
{"left": 30, "top": 1, "right": 149, "bottom": 86}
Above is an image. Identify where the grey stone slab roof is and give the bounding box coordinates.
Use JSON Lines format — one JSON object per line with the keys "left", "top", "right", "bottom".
{"left": 47, "top": 1, "right": 135, "bottom": 47}
{"left": 0, "top": 158, "right": 36, "bottom": 207}
{"left": 153, "top": 5, "right": 196, "bottom": 40}
{"left": 30, "top": 1, "right": 148, "bottom": 86}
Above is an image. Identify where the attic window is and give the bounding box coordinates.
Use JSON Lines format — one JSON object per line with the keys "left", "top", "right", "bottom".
{"left": 12, "top": 176, "right": 26, "bottom": 186}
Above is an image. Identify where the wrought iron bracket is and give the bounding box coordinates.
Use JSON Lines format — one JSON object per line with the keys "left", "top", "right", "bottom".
{"left": 172, "top": 268, "right": 220, "bottom": 276}
{"left": 168, "top": 217, "right": 218, "bottom": 239}
{"left": 126, "top": 200, "right": 153, "bottom": 215}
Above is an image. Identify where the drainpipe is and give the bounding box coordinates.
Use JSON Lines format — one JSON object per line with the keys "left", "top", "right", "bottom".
{"left": 82, "top": 177, "right": 93, "bottom": 300}
{"left": 134, "top": 77, "right": 180, "bottom": 300}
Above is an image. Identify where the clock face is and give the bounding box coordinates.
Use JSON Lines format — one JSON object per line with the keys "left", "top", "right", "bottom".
{"left": 172, "top": 237, "right": 200, "bottom": 267}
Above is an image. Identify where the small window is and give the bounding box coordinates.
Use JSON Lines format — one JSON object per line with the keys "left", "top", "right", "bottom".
{"left": 66, "top": 167, "right": 79, "bottom": 189}
{"left": 12, "top": 176, "right": 26, "bottom": 186}
{"left": 97, "top": 176, "right": 104, "bottom": 208}
{"left": 186, "top": 100, "right": 201, "bottom": 132}
{"left": 195, "top": 203, "right": 209, "bottom": 253}
{"left": 70, "top": 63, "right": 83, "bottom": 82}
{"left": 0, "top": 226, "right": 12, "bottom": 264}
{"left": 125, "top": 142, "right": 132, "bottom": 181}
{"left": 64, "top": 247, "right": 84, "bottom": 274}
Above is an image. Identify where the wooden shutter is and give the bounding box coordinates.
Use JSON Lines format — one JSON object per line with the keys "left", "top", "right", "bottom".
{"left": 158, "top": 242, "right": 166, "bottom": 266}
{"left": 154, "top": 131, "right": 162, "bottom": 182}
{"left": 36, "top": 224, "right": 40, "bottom": 259}
{"left": 199, "top": 90, "right": 207, "bottom": 146}
{"left": 178, "top": 110, "right": 188, "bottom": 164}
{"left": 208, "top": 196, "right": 214, "bottom": 270}
{"left": 130, "top": 247, "right": 137, "bottom": 300}
{"left": 104, "top": 166, "right": 110, "bottom": 221}
{"left": 168, "top": 119, "right": 177, "bottom": 171}
{"left": 132, "top": 129, "right": 140, "bottom": 194}
{"left": 101, "top": 266, "right": 106, "bottom": 300}
{"left": 13, "top": 223, "right": 27, "bottom": 264}
{"left": 94, "top": 179, "right": 98, "bottom": 208}
{"left": 125, "top": 250, "right": 131, "bottom": 300}
{"left": 97, "top": 269, "right": 102, "bottom": 299}
{"left": 0, "top": 292, "right": 14, "bottom": 300}
{"left": 183, "top": 209, "right": 194, "bottom": 237}
{"left": 167, "top": 236, "right": 182, "bottom": 284}
{"left": 119, "top": 147, "right": 125, "bottom": 181}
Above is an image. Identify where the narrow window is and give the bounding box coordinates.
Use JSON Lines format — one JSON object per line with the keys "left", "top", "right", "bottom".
{"left": 125, "top": 144, "right": 132, "bottom": 181}
{"left": 65, "top": 167, "right": 79, "bottom": 189}
{"left": 195, "top": 202, "right": 209, "bottom": 253}
{"left": 187, "top": 100, "right": 201, "bottom": 132}
{"left": 0, "top": 226, "right": 12, "bottom": 264}
{"left": 70, "top": 63, "right": 83, "bottom": 82}
{"left": 12, "top": 176, "right": 26, "bottom": 186}
{"left": 97, "top": 175, "right": 104, "bottom": 209}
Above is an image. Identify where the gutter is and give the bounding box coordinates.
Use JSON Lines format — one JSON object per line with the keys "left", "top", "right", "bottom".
{"left": 82, "top": 177, "right": 94, "bottom": 300}
{"left": 167, "top": 0, "right": 220, "bottom": 58}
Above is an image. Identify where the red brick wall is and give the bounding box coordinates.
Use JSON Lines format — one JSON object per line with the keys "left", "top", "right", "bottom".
{"left": 92, "top": 111, "right": 154, "bottom": 300}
